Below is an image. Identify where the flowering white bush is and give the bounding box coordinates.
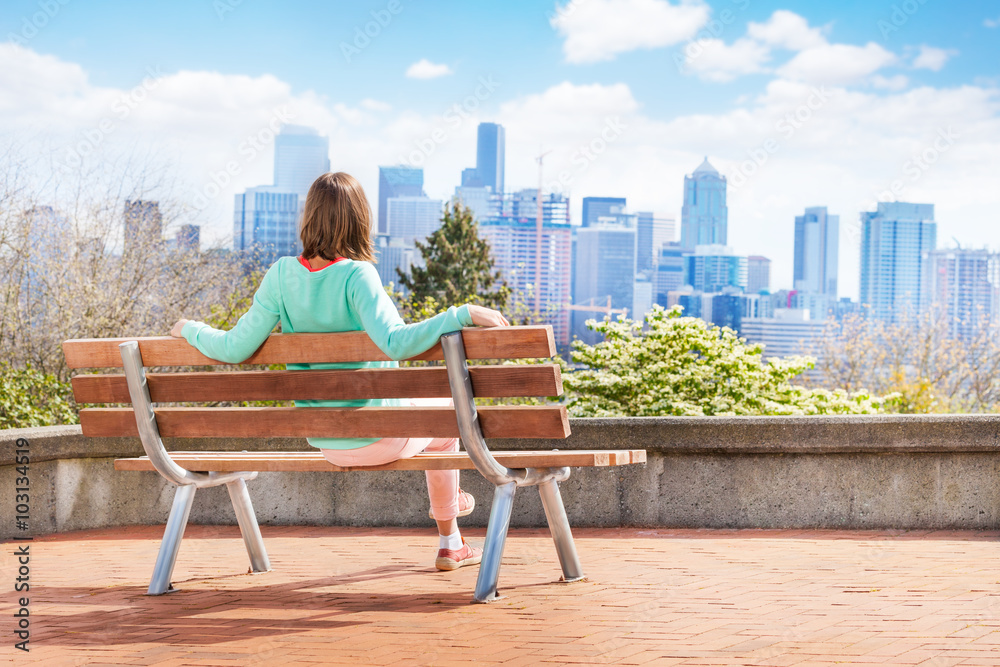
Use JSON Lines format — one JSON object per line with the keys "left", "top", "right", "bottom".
{"left": 564, "top": 305, "right": 887, "bottom": 417}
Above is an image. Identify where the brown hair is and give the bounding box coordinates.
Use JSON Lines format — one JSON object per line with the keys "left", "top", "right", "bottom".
{"left": 300, "top": 172, "right": 376, "bottom": 262}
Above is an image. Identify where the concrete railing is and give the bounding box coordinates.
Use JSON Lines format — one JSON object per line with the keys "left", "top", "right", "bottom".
{"left": 3, "top": 415, "right": 1000, "bottom": 539}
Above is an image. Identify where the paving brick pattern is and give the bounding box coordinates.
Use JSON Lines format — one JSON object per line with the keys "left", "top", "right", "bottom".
{"left": 4, "top": 526, "right": 1000, "bottom": 665}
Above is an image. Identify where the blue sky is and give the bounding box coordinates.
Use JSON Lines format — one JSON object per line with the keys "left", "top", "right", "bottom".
{"left": 2, "top": 0, "right": 999, "bottom": 297}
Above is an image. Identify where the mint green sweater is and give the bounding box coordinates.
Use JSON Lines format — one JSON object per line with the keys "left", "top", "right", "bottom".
{"left": 181, "top": 256, "right": 473, "bottom": 449}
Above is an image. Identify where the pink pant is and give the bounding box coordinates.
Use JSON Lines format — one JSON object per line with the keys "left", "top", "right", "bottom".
{"left": 320, "top": 399, "right": 461, "bottom": 521}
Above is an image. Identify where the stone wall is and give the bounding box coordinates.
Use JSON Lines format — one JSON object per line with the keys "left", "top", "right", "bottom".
{"left": 3, "top": 415, "right": 1000, "bottom": 539}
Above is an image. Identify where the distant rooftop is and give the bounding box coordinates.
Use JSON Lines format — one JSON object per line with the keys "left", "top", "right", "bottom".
{"left": 691, "top": 156, "right": 720, "bottom": 177}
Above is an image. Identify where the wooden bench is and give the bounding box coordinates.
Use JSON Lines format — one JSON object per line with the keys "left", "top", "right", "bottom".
{"left": 63, "top": 326, "right": 645, "bottom": 602}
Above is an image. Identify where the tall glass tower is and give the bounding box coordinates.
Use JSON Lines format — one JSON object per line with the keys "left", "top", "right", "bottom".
{"left": 793, "top": 206, "right": 839, "bottom": 296}
{"left": 475, "top": 122, "right": 505, "bottom": 194}
{"left": 859, "top": 202, "right": 937, "bottom": 321}
{"left": 273, "top": 125, "right": 330, "bottom": 199}
{"left": 680, "top": 157, "right": 727, "bottom": 252}
{"left": 378, "top": 166, "right": 425, "bottom": 234}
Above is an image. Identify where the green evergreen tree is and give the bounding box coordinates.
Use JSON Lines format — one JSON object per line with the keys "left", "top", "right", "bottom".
{"left": 397, "top": 201, "right": 508, "bottom": 311}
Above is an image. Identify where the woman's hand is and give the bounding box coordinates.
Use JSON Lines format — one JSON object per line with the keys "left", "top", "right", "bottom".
{"left": 169, "top": 319, "right": 190, "bottom": 338}
{"left": 467, "top": 305, "right": 509, "bottom": 327}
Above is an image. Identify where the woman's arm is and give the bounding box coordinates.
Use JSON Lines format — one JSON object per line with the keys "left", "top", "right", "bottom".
{"left": 168, "top": 266, "right": 281, "bottom": 364}
{"left": 348, "top": 263, "right": 507, "bottom": 360}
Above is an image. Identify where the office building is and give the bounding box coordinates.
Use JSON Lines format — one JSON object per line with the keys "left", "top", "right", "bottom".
{"left": 475, "top": 122, "right": 505, "bottom": 194}
{"left": 636, "top": 211, "right": 676, "bottom": 273}
{"left": 655, "top": 243, "right": 685, "bottom": 305}
{"left": 123, "top": 200, "right": 163, "bottom": 255}
{"left": 385, "top": 196, "right": 443, "bottom": 246}
{"left": 582, "top": 197, "right": 627, "bottom": 228}
{"left": 374, "top": 235, "right": 417, "bottom": 289}
{"left": 859, "top": 202, "right": 937, "bottom": 321}
{"left": 233, "top": 187, "right": 300, "bottom": 266}
{"left": 378, "top": 166, "right": 425, "bottom": 234}
{"left": 740, "top": 309, "right": 826, "bottom": 358}
{"left": 747, "top": 256, "right": 771, "bottom": 294}
{"left": 794, "top": 206, "right": 839, "bottom": 296}
{"left": 572, "top": 224, "right": 637, "bottom": 343}
{"left": 478, "top": 217, "right": 572, "bottom": 345}
{"left": 175, "top": 224, "right": 200, "bottom": 253}
{"left": 495, "top": 189, "right": 570, "bottom": 225}
{"left": 923, "top": 248, "right": 1000, "bottom": 339}
{"left": 273, "top": 125, "right": 330, "bottom": 200}
{"left": 680, "top": 157, "right": 727, "bottom": 251}
{"left": 453, "top": 185, "right": 497, "bottom": 222}
{"left": 684, "top": 245, "right": 747, "bottom": 293}
{"left": 633, "top": 280, "right": 653, "bottom": 320}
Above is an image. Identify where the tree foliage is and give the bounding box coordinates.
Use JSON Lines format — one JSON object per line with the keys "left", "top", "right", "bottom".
{"left": 812, "top": 307, "right": 1000, "bottom": 413}
{"left": 0, "top": 362, "right": 77, "bottom": 429}
{"left": 564, "top": 305, "right": 887, "bottom": 417}
{"left": 396, "top": 201, "right": 508, "bottom": 313}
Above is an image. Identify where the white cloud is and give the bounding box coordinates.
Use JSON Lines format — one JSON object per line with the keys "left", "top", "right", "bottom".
{"left": 405, "top": 59, "right": 453, "bottom": 79}
{"left": 985, "top": 17, "right": 1000, "bottom": 28}
{"left": 871, "top": 74, "right": 910, "bottom": 91}
{"left": 912, "top": 45, "right": 957, "bottom": 71}
{"left": 551, "top": 0, "right": 710, "bottom": 63}
{"left": 777, "top": 42, "right": 897, "bottom": 85}
{"left": 360, "top": 98, "right": 391, "bottom": 112}
{"left": 684, "top": 38, "right": 771, "bottom": 82}
{"left": 746, "top": 10, "right": 826, "bottom": 51}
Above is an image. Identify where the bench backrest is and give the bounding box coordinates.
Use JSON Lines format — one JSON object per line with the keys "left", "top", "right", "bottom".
{"left": 64, "top": 326, "right": 569, "bottom": 441}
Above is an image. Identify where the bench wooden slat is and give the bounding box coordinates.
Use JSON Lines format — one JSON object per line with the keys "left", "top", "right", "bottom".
{"left": 79, "top": 405, "right": 571, "bottom": 439}
{"left": 71, "top": 365, "right": 563, "bottom": 404}
{"left": 63, "top": 326, "right": 556, "bottom": 369}
{"left": 113, "top": 449, "right": 643, "bottom": 472}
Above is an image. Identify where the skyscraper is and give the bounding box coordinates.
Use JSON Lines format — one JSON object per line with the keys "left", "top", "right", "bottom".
{"left": 582, "top": 197, "right": 627, "bottom": 227}
{"left": 378, "top": 166, "right": 425, "bottom": 234}
{"left": 572, "top": 224, "right": 637, "bottom": 343}
{"left": 273, "top": 125, "right": 330, "bottom": 199}
{"left": 233, "top": 187, "right": 300, "bottom": 266}
{"left": 859, "top": 202, "right": 937, "bottom": 321}
{"left": 923, "top": 248, "right": 1000, "bottom": 339}
{"left": 655, "top": 243, "right": 685, "bottom": 304}
{"left": 175, "top": 224, "right": 200, "bottom": 253}
{"left": 123, "top": 200, "right": 162, "bottom": 255}
{"left": 680, "top": 157, "right": 727, "bottom": 251}
{"left": 478, "top": 217, "right": 572, "bottom": 345}
{"left": 496, "top": 189, "right": 570, "bottom": 224}
{"left": 636, "top": 211, "right": 675, "bottom": 273}
{"left": 385, "top": 196, "right": 443, "bottom": 246}
{"left": 475, "top": 122, "right": 505, "bottom": 194}
{"left": 794, "top": 206, "right": 839, "bottom": 296}
{"left": 747, "top": 256, "right": 771, "bottom": 293}
{"left": 684, "top": 245, "right": 747, "bottom": 293}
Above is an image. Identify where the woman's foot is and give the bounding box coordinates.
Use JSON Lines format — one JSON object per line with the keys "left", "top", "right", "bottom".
{"left": 428, "top": 490, "right": 475, "bottom": 519}
{"left": 435, "top": 539, "right": 483, "bottom": 571}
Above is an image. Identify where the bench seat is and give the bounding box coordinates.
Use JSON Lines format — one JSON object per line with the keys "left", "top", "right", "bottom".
{"left": 115, "top": 449, "right": 647, "bottom": 472}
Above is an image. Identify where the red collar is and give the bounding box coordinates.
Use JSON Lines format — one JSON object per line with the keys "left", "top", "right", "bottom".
{"left": 298, "top": 255, "right": 347, "bottom": 272}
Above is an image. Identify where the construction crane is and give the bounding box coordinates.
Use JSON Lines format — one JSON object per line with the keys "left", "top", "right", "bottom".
{"left": 534, "top": 149, "right": 552, "bottom": 316}
{"left": 566, "top": 296, "right": 628, "bottom": 318}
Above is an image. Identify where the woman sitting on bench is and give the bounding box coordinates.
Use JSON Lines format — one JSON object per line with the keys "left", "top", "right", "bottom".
{"left": 168, "top": 171, "right": 508, "bottom": 572}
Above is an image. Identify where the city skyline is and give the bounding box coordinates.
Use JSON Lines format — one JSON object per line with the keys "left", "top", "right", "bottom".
{"left": 3, "top": 1, "right": 996, "bottom": 301}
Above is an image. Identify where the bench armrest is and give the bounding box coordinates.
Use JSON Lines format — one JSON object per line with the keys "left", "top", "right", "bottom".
{"left": 441, "top": 332, "right": 527, "bottom": 486}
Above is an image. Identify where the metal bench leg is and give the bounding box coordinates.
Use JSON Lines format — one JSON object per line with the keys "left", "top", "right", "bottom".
{"left": 227, "top": 478, "right": 272, "bottom": 573}
{"left": 148, "top": 483, "right": 196, "bottom": 595}
{"left": 474, "top": 481, "right": 517, "bottom": 603}
{"left": 538, "top": 479, "right": 586, "bottom": 583}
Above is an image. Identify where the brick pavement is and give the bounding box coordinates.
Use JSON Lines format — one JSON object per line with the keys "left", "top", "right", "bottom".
{"left": 4, "top": 525, "right": 1000, "bottom": 665}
